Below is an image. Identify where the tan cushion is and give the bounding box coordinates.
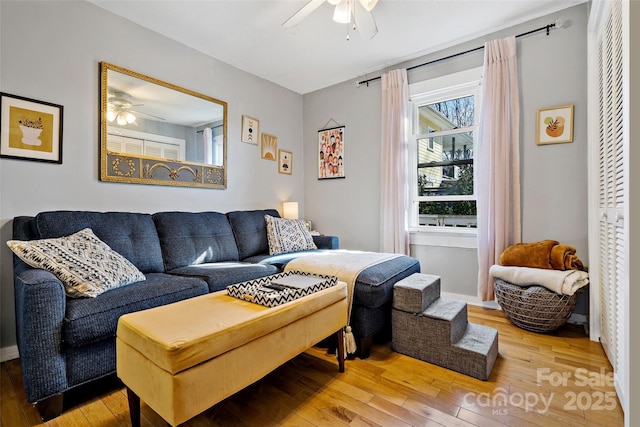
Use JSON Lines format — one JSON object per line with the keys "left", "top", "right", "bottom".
{"left": 117, "top": 282, "right": 347, "bottom": 374}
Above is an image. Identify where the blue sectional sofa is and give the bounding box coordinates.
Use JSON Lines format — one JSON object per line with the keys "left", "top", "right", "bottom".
{"left": 11, "top": 208, "right": 418, "bottom": 420}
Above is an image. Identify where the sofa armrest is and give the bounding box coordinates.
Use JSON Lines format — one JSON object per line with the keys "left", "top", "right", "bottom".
{"left": 313, "top": 235, "right": 339, "bottom": 249}
{"left": 14, "top": 268, "right": 68, "bottom": 403}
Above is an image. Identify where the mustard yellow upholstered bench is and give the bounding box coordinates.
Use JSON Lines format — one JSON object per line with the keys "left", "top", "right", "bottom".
{"left": 116, "top": 282, "right": 348, "bottom": 426}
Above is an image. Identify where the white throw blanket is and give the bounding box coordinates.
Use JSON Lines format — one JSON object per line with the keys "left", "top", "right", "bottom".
{"left": 489, "top": 264, "right": 589, "bottom": 296}
{"left": 285, "top": 250, "right": 401, "bottom": 353}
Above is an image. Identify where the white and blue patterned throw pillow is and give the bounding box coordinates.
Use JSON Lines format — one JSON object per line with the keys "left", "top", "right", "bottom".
{"left": 7, "top": 228, "right": 145, "bottom": 298}
{"left": 265, "top": 215, "right": 317, "bottom": 255}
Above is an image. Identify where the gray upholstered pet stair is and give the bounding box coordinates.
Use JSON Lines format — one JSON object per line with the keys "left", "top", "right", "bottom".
{"left": 391, "top": 273, "right": 498, "bottom": 380}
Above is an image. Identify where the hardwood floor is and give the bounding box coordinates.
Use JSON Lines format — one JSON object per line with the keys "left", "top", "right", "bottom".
{"left": 1, "top": 306, "right": 624, "bottom": 426}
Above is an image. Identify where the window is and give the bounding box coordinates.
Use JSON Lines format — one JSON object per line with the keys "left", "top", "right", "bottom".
{"left": 425, "top": 126, "right": 435, "bottom": 151}
{"left": 409, "top": 68, "right": 481, "bottom": 230}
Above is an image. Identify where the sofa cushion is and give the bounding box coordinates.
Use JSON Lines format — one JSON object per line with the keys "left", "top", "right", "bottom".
{"left": 227, "top": 209, "right": 280, "bottom": 259}
{"left": 265, "top": 215, "right": 317, "bottom": 255}
{"left": 35, "top": 211, "right": 164, "bottom": 274}
{"left": 64, "top": 273, "right": 208, "bottom": 347}
{"left": 117, "top": 283, "right": 348, "bottom": 375}
{"left": 153, "top": 212, "right": 240, "bottom": 271}
{"left": 7, "top": 228, "right": 146, "bottom": 298}
{"left": 167, "top": 262, "right": 278, "bottom": 292}
{"left": 353, "top": 256, "right": 421, "bottom": 308}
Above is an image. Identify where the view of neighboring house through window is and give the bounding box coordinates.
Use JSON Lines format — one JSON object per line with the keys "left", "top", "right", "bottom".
{"left": 410, "top": 70, "right": 480, "bottom": 229}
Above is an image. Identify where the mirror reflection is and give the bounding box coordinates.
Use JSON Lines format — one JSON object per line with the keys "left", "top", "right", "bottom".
{"left": 100, "top": 62, "right": 227, "bottom": 189}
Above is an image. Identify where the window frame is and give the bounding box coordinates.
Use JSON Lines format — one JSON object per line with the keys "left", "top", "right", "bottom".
{"left": 408, "top": 67, "right": 482, "bottom": 233}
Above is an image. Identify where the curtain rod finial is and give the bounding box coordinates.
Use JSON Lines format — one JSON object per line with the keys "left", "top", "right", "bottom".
{"left": 554, "top": 18, "right": 570, "bottom": 29}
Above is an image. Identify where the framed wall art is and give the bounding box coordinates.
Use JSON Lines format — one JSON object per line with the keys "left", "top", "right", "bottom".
{"left": 241, "top": 115, "right": 259, "bottom": 144}
{"left": 0, "top": 92, "right": 63, "bottom": 163}
{"left": 278, "top": 149, "right": 292, "bottom": 175}
{"left": 261, "top": 133, "right": 277, "bottom": 160}
{"left": 318, "top": 125, "right": 344, "bottom": 179}
{"left": 536, "top": 104, "right": 574, "bottom": 145}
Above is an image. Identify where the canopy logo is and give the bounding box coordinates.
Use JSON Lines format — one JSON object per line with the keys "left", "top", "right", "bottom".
{"left": 463, "top": 367, "right": 618, "bottom": 415}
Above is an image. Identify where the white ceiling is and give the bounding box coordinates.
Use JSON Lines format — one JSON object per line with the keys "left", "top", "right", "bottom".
{"left": 89, "top": 0, "right": 585, "bottom": 95}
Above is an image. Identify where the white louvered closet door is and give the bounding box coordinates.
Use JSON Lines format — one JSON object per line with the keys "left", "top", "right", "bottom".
{"left": 589, "top": 0, "right": 628, "bottom": 413}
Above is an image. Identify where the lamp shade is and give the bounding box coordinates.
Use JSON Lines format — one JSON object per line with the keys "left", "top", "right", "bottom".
{"left": 282, "top": 202, "right": 299, "bottom": 219}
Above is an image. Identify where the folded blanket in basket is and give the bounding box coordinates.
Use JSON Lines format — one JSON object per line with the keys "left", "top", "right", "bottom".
{"left": 489, "top": 265, "right": 589, "bottom": 296}
{"left": 499, "top": 239, "right": 585, "bottom": 271}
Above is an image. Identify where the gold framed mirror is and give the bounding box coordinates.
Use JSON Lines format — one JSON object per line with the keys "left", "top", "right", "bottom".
{"left": 100, "top": 62, "right": 227, "bottom": 189}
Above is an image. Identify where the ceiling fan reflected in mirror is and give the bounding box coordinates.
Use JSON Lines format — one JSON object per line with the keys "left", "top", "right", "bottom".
{"left": 283, "top": 0, "right": 379, "bottom": 40}
{"left": 106, "top": 91, "right": 165, "bottom": 125}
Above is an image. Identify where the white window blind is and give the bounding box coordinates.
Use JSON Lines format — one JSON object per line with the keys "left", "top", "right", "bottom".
{"left": 589, "top": 0, "right": 628, "bottom": 413}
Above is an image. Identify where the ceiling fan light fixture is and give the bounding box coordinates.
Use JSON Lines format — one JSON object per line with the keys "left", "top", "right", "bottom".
{"left": 358, "top": 0, "right": 378, "bottom": 12}
{"left": 283, "top": 0, "right": 378, "bottom": 40}
{"left": 106, "top": 110, "right": 116, "bottom": 122}
{"left": 333, "top": 0, "right": 351, "bottom": 24}
{"left": 125, "top": 112, "right": 136, "bottom": 123}
{"left": 116, "top": 114, "right": 127, "bottom": 126}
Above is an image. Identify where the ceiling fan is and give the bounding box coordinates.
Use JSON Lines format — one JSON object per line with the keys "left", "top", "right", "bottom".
{"left": 106, "top": 91, "right": 165, "bottom": 125}
{"left": 283, "top": 0, "right": 379, "bottom": 40}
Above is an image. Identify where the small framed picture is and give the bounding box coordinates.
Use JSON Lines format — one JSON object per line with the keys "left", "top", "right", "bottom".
{"left": 1, "top": 92, "right": 63, "bottom": 163}
{"left": 241, "top": 115, "right": 259, "bottom": 144}
{"left": 318, "top": 125, "right": 345, "bottom": 179}
{"left": 536, "top": 105, "right": 574, "bottom": 145}
{"left": 278, "top": 149, "right": 292, "bottom": 175}
{"left": 261, "top": 133, "right": 277, "bottom": 160}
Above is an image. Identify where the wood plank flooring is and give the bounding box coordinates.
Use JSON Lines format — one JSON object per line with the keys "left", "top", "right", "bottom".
{"left": 0, "top": 306, "right": 624, "bottom": 426}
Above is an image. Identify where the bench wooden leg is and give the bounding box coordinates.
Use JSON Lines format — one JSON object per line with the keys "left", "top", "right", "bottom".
{"left": 336, "top": 328, "right": 345, "bottom": 372}
{"left": 126, "top": 387, "right": 141, "bottom": 427}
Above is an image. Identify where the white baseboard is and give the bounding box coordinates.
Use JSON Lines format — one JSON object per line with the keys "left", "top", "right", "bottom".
{"left": 440, "top": 291, "right": 501, "bottom": 310}
{"left": 1, "top": 345, "right": 19, "bottom": 362}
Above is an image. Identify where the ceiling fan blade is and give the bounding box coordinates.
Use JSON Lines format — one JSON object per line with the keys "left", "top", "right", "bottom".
{"left": 282, "top": 0, "right": 325, "bottom": 28}
{"left": 358, "top": 0, "right": 378, "bottom": 12}
{"left": 130, "top": 109, "right": 166, "bottom": 121}
{"left": 354, "top": 1, "right": 377, "bottom": 39}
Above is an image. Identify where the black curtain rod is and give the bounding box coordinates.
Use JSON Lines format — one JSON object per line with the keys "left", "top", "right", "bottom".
{"left": 356, "top": 21, "right": 560, "bottom": 87}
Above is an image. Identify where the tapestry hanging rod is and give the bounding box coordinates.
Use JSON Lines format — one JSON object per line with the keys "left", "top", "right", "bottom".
{"left": 355, "top": 19, "right": 568, "bottom": 88}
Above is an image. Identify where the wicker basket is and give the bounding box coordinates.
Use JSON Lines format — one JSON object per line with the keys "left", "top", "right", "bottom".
{"left": 494, "top": 279, "right": 578, "bottom": 333}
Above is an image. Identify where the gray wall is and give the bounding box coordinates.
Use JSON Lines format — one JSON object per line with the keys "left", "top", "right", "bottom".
{"left": 303, "top": 81, "right": 382, "bottom": 251}
{"left": 303, "top": 4, "right": 589, "bottom": 299}
{"left": 0, "top": 1, "right": 590, "bottom": 354}
{"left": 0, "top": 1, "right": 304, "bottom": 352}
